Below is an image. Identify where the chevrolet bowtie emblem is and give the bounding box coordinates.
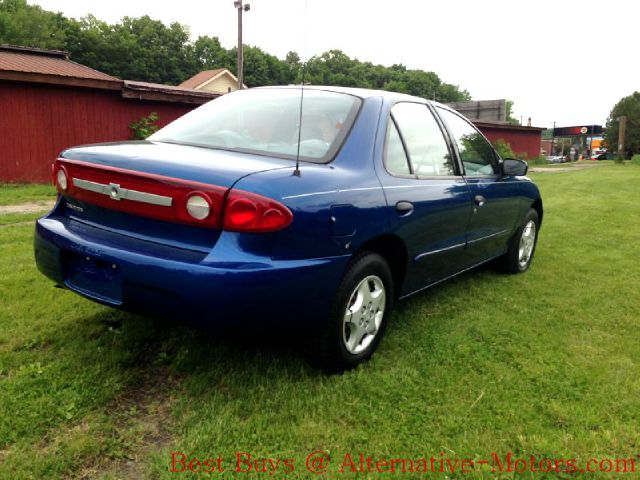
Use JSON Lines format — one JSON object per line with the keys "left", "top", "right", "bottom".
{"left": 72, "top": 178, "right": 173, "bottom": 207}
{"left": 109, "top": 183, "right": 122, "bottom": 201}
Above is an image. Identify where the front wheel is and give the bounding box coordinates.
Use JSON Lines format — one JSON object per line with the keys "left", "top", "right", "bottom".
{"left": 501, "top": 208, "right": 540, "bottom": 273}
{"left": 307, "top": 252, "right": 394, "bottom": 372}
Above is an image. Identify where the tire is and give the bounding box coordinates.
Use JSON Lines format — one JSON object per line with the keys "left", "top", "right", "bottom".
{"left": 307, "top": 252, "right": 394, "bottom": 372}
{"left": 501, "top": 208, "right": 540, "bottom": 274}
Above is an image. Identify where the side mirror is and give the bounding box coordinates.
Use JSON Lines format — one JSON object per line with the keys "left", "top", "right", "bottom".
{"left": 502, "top": 158, "right": 528, "bottom": 176}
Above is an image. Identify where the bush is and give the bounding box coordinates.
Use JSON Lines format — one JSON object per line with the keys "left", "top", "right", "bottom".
{"left": 631, "top": 154, "right": 640, "bottom": 165}
{"left": 129, "top": 112, "right": 159, "bottom": 140}
{"left": 528, "top": 155, "right": 548, "bottom": 166}
{"left": 492, "top": 139, "right": 516, "bottom": 159}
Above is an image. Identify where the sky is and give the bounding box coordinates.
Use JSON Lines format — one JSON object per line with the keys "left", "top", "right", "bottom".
{"left": 31, "top": 0, "right": 639, "bottom": 128}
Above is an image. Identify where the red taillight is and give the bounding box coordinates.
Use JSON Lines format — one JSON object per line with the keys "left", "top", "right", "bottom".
{"left": 225, "top": 198, "right": 258, "bottom": 228}
{"left": 223, "top": 191, "right": 293, "bottom": 233}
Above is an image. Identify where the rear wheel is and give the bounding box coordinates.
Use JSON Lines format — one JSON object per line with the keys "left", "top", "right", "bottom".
{"left": 307, "top": 252, "right": 394, "bottom": 372}
{"left": 501, "top": 208, "right": 539, "bottom": 273}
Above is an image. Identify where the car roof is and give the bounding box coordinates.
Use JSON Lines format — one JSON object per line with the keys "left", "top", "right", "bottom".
{"left": 254, "top": 84, "right": 450, "bottom": 109}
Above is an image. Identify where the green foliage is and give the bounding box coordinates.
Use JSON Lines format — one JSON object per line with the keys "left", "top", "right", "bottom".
{"left": 0, "top": 0, "right": 68, "bottom": 49}
{"left": 492, "top": 138, "right": 516, "bottom": 159}
{"left": 302, "top": 49, "right": 470, "bottom": 102}
{"left": 631, "top": 154, "right": 640, "bottom": 165}
{"left": 528, "top": 155, "right": 548, "bottom": 166}
{"left": 604, "top": 91, "right": 640, "bottom": 159}
{"left": 505, "top": 100, "right": 520, "bottom": 125}
{"left": 240, "top": 45, "right": 297, "bottom": 87}
{"left": 63, "top": 15, "right": 197, "bottom": 85}
{"left": 193, "top": 35, "right": 232, "bottom": 71}
{"left": 129, "top": 112, "right": 159, "bottom": 140}
{"left": 0, "top": 3, "right": 471, "bottom": 100}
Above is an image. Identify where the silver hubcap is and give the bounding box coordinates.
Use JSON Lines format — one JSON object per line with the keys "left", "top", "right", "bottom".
{"left": 342, "top": 275, "right": 386, "bottom": 355}
{"left": 518, "top": 220, "right": 536, "bottom": 268}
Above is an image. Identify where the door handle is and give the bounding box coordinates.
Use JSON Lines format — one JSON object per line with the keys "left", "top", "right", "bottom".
{"left": 474, "top": 195, "right": 486, "bottom": 207}
{"left": 395, "top": 201, "right": 414, "bottom": 216}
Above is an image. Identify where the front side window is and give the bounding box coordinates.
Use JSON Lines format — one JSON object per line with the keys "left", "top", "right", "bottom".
{"left": 437, "top": 108, "right": 498, "bottom": 176}
{"left": 149, "top": 89, "right": 361, "bottom": 163}
{"left": 389, "top": 103, "right": 455, "bottom": 177}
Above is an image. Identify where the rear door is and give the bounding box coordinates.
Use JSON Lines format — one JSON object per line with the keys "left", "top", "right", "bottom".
{"left": 377, "top": 102, "right": 473, "bottom": 295}
{"left": 436, "top": 107, "right": 522, "bottom": 264}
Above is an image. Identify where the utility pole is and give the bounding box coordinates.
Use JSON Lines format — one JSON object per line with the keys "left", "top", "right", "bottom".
{"left": 550, "top": 121, "right": 555, "bottom": 156}
{"left": 234, "top": 1, "right": 250, "bottom": 90}
{"left": 617, "top": 115, "right": 627, "bottom": 162}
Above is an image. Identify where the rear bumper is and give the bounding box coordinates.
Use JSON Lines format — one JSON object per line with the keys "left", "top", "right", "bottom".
{"left": 34, "top": 216, "right": 349, "bottom": 329}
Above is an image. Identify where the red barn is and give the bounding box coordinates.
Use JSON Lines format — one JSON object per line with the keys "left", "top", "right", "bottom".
{"left": 0, "top": 45, "right": 218, "bottom": 183}
{"left": 473, "top": 122, "right": 544, "bottom": 160}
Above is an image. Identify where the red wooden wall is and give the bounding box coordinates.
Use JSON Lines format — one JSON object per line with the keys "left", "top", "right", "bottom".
{"left": 479, "top": 126, "right": 542, "bottom": 160}
{"left": 0, "top": 82, "right": 196, "bottom": 182}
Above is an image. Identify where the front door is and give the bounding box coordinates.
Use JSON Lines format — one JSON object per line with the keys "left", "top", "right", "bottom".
{"left": 436, "top": 107, "right": 522, "bottom": 264}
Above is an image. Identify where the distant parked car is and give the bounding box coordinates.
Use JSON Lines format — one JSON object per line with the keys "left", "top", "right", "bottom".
{"left": 546, "top": 155, "right": 565, "bottom": 164}
{"left": 591, "top": 151, "right": 608, "bottom": 160}
{"left": 35, "top": 86, "right": 543, "bottom": 370}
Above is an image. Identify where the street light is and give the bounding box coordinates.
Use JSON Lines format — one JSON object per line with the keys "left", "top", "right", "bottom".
{"left": 234, "top": 1, "right": 250, "bottom": 90}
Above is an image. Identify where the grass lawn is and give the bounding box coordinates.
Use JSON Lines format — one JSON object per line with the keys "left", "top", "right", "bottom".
{"left": 533, "top": 160, "right": 612, "bottom": 169}
{"left": 0, "top": 165, "right": 638, "bottom": 479}
{"left": 0, "top": 212, "right": 47, "bottom": 226}
{"left": 0, "top": 183, "right": 56, "bottom": 206}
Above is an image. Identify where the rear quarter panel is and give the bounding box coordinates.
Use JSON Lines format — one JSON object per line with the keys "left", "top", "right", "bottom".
{"left": 231, "top": 96, "right": 388, "bottom": 262}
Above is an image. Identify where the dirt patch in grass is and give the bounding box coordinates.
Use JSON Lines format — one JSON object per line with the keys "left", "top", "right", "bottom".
{"left": 0, "top": 200, "right": 55, "bottom": 214}
{"left": 73, "top": 367, "right": 180, "bottom": 480}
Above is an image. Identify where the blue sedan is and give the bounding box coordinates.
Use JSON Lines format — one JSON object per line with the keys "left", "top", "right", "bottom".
{"left": 35, "top": 86, "right": 542, "bottom": 371}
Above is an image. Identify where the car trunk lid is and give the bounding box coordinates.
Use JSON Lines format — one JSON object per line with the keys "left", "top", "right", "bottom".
{"left": 54, "top": 141, "right": 292, "bottom": 252}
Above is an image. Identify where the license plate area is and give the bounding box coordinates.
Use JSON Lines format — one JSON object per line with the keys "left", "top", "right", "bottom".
{"left": 65, "top": 252, "right": 123, "bottom": 305}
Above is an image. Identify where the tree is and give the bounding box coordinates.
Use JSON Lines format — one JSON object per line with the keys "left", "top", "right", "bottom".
{"left": 284, "top": 51, "right": 301, "bottom": 83}
{"left": 193, "top": 35, "right": 232, "bottom": 71}
{"left": 304, "top": 49, "right": 358, "bottom": 86}
{"left": 402, "top": 70, "right": 441, "bottom": 99}
{"left": 0, "top": 1, "right": 473, "bottom": 100}
{"left": 604, "top": 92, "right": 640, "bottom": 157}
{"left": 505, "top": 100, "right": 520, "bottom": 125}
{"left": 242, "top": 46, "right": 296, "bottom": 87}
{"left": 302, "top": 49, "right": 470, "bottom": 102}
{"left": 0, "top": 0, "right": 68, "bottom": 49}
{"left": 62, "top": 15, "right": 198, "bottom": 84}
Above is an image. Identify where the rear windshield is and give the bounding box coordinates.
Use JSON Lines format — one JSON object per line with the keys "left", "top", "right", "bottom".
{"left": 149, "top": 88, "right": 362, "bottom": 163}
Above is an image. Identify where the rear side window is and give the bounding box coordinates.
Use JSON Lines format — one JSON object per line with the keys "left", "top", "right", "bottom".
{"left": 384, "top": 118, "right": 411, "bottom": 176}
{"left": 437, "top": 108, "right": 498, "bottom": 176}
{"left": 387, "top": 103, "right": 454, "bottom": 177}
